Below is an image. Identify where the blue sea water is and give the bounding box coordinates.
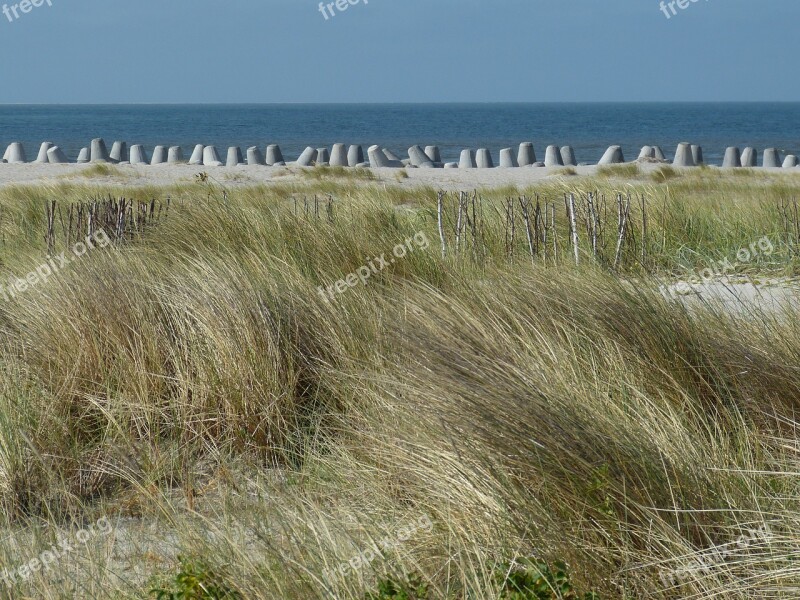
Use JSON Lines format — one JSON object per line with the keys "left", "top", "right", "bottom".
{"left": 0, "top": 103, "right": 799, "bottom": 165}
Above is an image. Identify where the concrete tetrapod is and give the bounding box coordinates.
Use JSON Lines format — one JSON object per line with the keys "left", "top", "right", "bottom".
{"left": 130, "top": 145, "right": 149, "bottom": 165}
{"left": 638, "top": 146, "right": 655, "bottom": 160}
{"left": 499, "top": 148, "right": 518, "bottom": 167}
{"left": 329, "top": 143, "right": 348, "bottom": 167}
{"left": 5, "top": 143, "right": 26, "bottom": 164}
{"left": 408, "top": 145, "right": 435, "bottom": 168}
{"left": 598, "top": 145, "right": 624, "bottom": 165}
{"left": 189, "top": 145, "right": 205, "bottom": 166}
{"left": 383, "top": 148, "right": 402, "bottom": 162}
{"left": 517, "top": 142, "right": 536, "bottom": 166}
{"left": 763, "top": 148, "right": 781, "bottom": 168}
{"left": 168, "top": 146, "right": 184, "bottom": 164}
{"left": 444, "top": 162, "right": 458, "bottom": 169}
{"left": 203, "top": 146, "right": 223, "bottom": 166}
{"left": 653, "top": 146, "right": 666, "bottom": 161}
{"left": 560, "top": 146, "right": 577, "bottom": 166}
{"left": 36, "top": 142, "right": 54, "bottom": 163}
{"left": 266, "top": 144, "right": 285, "bottom": 166}
{"left": 476, "top": 149, "right": 494, "bottom": 168}
{"left": 46, "top": 146, "right": 68, "bottom": 164}
{"left": 672, "top": 143, "right": 695, "bottom": 167}
{"left": 247, "top": 146, "right": 266, "bottom": 165}
{"left": 741, "top": 148, "right": 757, "bottom": 167}
{"left": 226, "top": 146, "right": 243, "bottom": 167}
{"left": 691, "top": 144, "right": 703, "bottom": 165}
{"left": 151, "top": 146, "right": 167, "bottom": 165}
{"left": 347, "top": 145, "right": 364, "bottom": 167}
{"left": 368, "top": 145, "right": 390, "bottom": 168}
{"left": 296, "top": 147, "right": 317, "bottom": 167}
{"left": 110, "top": 141, "right": 128, "bottom": 164}
{"left": 316, "top": 148, "right": 330, "bottom": 166}
{"left": 77, "top": 148, "right": 90, "bottom": 163}
{"left": 459, "top": 149, "right": 476, "bottom": 169}
{"left": 91, "top": 138, "right": 110, "bottom": 163}
{"left": 544, "top": 145, "right": 563, "bottom": 167}
{"left": 783, "top": 155, "right": 799, "bottom": 168}
{"left": 424, "top": 145, "right": 441, "bottom": 163}
{"left": 722, "top": 147, "right": 741, "bottom": 168}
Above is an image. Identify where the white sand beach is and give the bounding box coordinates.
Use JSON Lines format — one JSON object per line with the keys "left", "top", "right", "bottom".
{"left": 1, "top": 161, "right": 795, "bottom": 190}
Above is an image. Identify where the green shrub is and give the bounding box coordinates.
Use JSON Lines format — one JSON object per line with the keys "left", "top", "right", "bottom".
{"left": 150, "top": 556, "right": 242, "bottom": 600}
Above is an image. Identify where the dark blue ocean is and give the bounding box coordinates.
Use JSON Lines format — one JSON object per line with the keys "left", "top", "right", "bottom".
{"left": 1, "top": 103, "right": 799, "bottom": 165}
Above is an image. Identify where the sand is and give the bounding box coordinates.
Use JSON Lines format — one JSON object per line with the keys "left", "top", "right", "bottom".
{"left": 0, "top": 161, "right": 723, "bottom": 191}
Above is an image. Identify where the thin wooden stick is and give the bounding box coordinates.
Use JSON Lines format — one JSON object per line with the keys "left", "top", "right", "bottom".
{"left": 437, "top": 190, "right": 447, "bottom": 259}
{"left": 568, "top": 193, "right": 579, "bottom": 265}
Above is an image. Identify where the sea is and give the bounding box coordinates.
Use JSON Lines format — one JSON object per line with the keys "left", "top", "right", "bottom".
{"left": 1, "top": 103, "right": 799, "bottom": 166}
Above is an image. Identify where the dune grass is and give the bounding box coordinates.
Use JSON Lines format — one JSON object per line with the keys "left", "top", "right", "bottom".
{"left": 72, "top": 163, "right": 128, "bottom": 179}
{"left": 0, "top": 172, "right": 799, "bottom": 598}
{"left": 596, "top": 163, "right": 639, "bottom": 178}
{"left": 300, "top": 165, "right": 376, "bottom": 182}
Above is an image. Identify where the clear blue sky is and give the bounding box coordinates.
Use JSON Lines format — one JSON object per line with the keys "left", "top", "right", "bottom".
{"left": 0, "top": 0, "right": 796, "bottom": 103}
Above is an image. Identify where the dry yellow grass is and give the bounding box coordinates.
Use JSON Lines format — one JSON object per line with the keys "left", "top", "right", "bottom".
{"left": 0, "top": 173, "right": 798, "bottom": 598}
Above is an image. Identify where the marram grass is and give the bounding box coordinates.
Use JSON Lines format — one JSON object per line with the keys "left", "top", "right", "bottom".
{"left": 0, "top": 173, "right": 798, "bottom": 598}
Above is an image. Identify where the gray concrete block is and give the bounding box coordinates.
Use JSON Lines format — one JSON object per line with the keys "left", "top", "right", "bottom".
{"left": 475, "top": 148, "right": 494, "bottom": 168}
{"left": 560, "top": 145, "right": 577, "bottom": 166}
{"left": 316, "top": 148, "right": 330, "bottom": 165}
{"left": 691, "top": 144, "right": 703, "bottom": 165}
{"left": 598, "top": 145, "right": 624, "bottom": 165}
{"left": 46, "top": 146, "right": 68, "bottom": 164}
{"left": 517, "top": 142, "right": 536, "bottom": 166}
{"left": 347, "top": 145, "right": 364, "bottom": 167}
{"left": 672, "top": 143, "right": 695, "bottom": 167}
{"left": 296, "top": 147, "right": 318, "bottom": 167}
{"left": 35, "top": 142, "right": 54, "bottom": 163}
{"left": 202, "top": 146, "right": 222, "bottom": 166}
{"left": 424, "top": 145, "right": 441, "bottom": 163}
{"left": 168, "top": 146, "right": 185, "bottom": 164}
{"left": 741, "top": 147, "right": 757, "bottom": 167}
{"left": 247, "top": 146, "right": 265, "bottom": 165}
{"left": 91, "top": 138, "right": 109, "bottom": 163}
{"left": 110, "top": 141, "right": 128, "bottom": 164}
{"left": 459, "top": 149, "right": 475, "bottom": 169}
{"left": 763, "top": 148, "right": 781, "bottom": 168}
{"left": 266, "top": 144, "right": 285, "bottom": 166}
{"left": 189, "top": 144, "right": 205, "bottom": 165}
{"left": 499, "top": 148, "right": 518, "bottom": 167}
{"left": 544, "top": 145, "right": 563, "bottom": 167}
{"left": 330, "top": 143, "right": 348, "bottom": 167}
{"left": 226, "top": 146, "right": 243, "bottom": 167}
{"left": 151, "top": 146, "right": 167, "bottom": 165}
{"left": 722, "top": 147, "right": 741, "bottom": 168}
{"left": 408, "top": 145, "right": 435, "bottom": 168}
{"left": 5, "top": 142, "right": 26, "bottom": 163}
{"left": 130, "top": 145, "right": 149, "bottom": 165}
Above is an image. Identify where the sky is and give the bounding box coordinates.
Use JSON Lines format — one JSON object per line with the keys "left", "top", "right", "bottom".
{"left": 0, "top": 0, "right": 797, "bottom": 104}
